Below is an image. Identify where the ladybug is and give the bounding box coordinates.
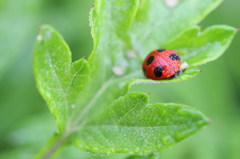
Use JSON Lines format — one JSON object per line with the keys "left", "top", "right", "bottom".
{"left": 142, "top": 49, "right": 181, "bottom": 80}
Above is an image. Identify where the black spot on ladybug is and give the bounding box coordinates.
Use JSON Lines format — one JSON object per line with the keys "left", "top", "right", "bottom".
{"left": 154, "top": 65, "right": 164, "bottom": 77}
{"left": 147, "top": 56, "right": 154, "bottom": 65}
{"left": 142, "top": 68, "right": 146, "bottom": 75}
{"left": 157, "top": 49, "right": 166, "bottom": 52}
{"left": 169, "top": 54, "right": 180, "bottom": 60}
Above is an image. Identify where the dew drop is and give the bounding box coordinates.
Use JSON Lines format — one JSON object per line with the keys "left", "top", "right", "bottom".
{"left": 45, "top": 92, "right": 51, "bottom": 97}
{"left": 112, "top": 66, "right": 124, "bottom": 76}
{"left": 161, "top": 135, "right": 173, "bottom": 144}
{"left": 45, "top": 30, "right": 53, "bottom": 39}
{"left": 126, "top": 50, "right": 137, "bottom": 59}
{"left": 93, "top": 147, "right": 99, "bottom": 151}
{"left": 177, "top": 108, "right": 190, "bottom": 115}
{"left": 105, "top": 150, "right": 112, "bottom": 154}
{"left": 134, "top": 147, "right": 140, "bottom": 153}
{"left": 164, "top": 0, "right": 179, "bottom": 8}
{"left": 37, "top": 35, "right": 42, "bottom": 41}
{"left": 157, "top": 144, "right": 164, "bottom": 149}
{"left": 174, "top": 133, "right": 183, "bottom": 141}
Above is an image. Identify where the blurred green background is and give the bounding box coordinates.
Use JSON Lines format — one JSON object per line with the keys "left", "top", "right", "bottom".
{"left": 0, "top": 0, "right": 239, "bottom": 158}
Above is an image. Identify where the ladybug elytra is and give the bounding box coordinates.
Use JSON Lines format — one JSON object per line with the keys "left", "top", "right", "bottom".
{"left": 142, "top": 49, "right": 181, "bottom": 80}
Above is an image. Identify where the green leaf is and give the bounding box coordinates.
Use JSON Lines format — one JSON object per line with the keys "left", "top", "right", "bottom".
{"left": 163, "top": 25, "right": 237, "bottom": 66}
{"left": 33, "top": 0, "right": 236, "bottom": 158}
{"left": 132, "top": 66, "right": 200, "bottom": 85}
{"left": 129, "top": 0, "right": 223, "bottom": 59}
{"left": 33, "top": 25, "right": 90, "bottom": 132}
{"left": 74, "top": 92, "right": 209, "bottom": 155}
{"left": 126, "top": 154, "right": 158, "bottom": 159}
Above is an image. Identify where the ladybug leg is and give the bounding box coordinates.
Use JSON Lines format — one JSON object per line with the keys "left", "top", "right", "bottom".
{"left": 169, "top": 62, "right": 189, "bottom": 79}
{"left": 169, "top": 70, "right": 180, "bottom": 79}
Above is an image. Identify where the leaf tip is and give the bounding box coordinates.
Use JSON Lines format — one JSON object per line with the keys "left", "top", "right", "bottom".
{"left": 208, "top": 119, "right": 213, "bottom": 124}
{"left": 37, "top": 24, "right": 56, "bottom": 42}
{"left": 39, "top": 24, "right": 52, "bottom": 31}
{"left": 36, "top": 25, "right": 49, "bottom": 41}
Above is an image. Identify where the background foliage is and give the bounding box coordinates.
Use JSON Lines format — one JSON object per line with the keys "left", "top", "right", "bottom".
{"left": 0, "top": 0, "right": 239, "bottom": 159}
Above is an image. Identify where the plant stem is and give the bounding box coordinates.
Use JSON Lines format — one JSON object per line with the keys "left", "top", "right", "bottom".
{"left": 34, "top": 132, "right": 69, "bottom": 159}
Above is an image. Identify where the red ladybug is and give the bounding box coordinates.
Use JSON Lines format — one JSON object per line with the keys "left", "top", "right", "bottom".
{"left": 142, "top": 49, "right": 181, "bottom": 80}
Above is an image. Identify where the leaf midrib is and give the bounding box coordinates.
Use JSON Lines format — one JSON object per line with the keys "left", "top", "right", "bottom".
{"left": 46, "top": 50, "right": 69, "bottom": 111}
{"left": 70, "top": 78, "right": 113, "bottom": 130}
{"left": 66, "top": 71, "right": 142, "bottom": 132}
{"left": 81, "top": 123, "right": 201, "bottom": 129}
